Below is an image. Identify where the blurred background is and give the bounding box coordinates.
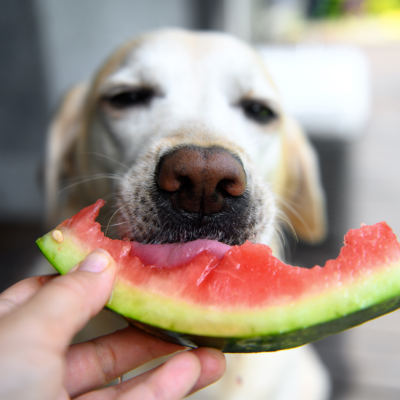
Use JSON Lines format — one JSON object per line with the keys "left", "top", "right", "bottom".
{"left": 1, "top": 0, "right": 400, "bottom": 399}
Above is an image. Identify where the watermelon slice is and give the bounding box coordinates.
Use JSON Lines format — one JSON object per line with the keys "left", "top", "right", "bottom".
{"left": 36, "top": 200, "right": 400, "bottom": 352}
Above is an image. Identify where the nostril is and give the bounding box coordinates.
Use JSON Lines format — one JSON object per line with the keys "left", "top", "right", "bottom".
{"left": 157, "top": 166, "right": 186, "bottom": 192}
{"left": 156, "top": 146, "right": 247, "bottom": 215}
{"left": 218, "top": 177, "right": 246, "bottom": 197}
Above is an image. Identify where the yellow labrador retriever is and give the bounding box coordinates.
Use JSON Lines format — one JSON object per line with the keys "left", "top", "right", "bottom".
{"left": 45, "top": 29, "right": 329, "bottom": 400}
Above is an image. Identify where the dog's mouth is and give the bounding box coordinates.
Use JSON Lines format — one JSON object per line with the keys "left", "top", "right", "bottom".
{"left": 130, "top": 239, "right": 231, "bottom": 268}
{"left": 117, "top": 145, "right": 272, "bottom": 258}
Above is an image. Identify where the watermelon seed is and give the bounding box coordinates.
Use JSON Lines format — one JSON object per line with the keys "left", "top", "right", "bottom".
{"left": 51, "top": 230, "right": 64, "bottom": 243}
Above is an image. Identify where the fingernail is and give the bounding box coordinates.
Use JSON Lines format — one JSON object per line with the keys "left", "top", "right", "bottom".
{"left": 77, "top": 249, "right": 113, "bottom": 273}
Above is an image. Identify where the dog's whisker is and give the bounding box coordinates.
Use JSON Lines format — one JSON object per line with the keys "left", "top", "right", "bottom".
{"left": 271, "top": 223, "right": 287, "bottom": 259}
{"left": 89, "top": 173, "right": 126, "bottom": 181}
{"left": 59, "top": 174, "right": 126, "bottom": 194}
{"left": 270, "top": 179, "right": 318, "bottom": 210}
{"left": 276, "top": 212, "right": 298, "bottom": 243}
{"left": 275, "top": 194, "right": 314, "bottom": 239}
{"left": 102, "top": 221, "right": 131, "bottom": 228}
{"left": 82, "top": 152, "right": 130, "bottom": 171}
{"left": 105, "top": 204, "right": 130, "bottom": 237}
{"left": 273, "top": 223, "right": 286, "bottom": 247}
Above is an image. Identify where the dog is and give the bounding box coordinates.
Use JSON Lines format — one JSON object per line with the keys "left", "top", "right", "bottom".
{"left": 44, "top": 29, "right": 330, "bottom": 400}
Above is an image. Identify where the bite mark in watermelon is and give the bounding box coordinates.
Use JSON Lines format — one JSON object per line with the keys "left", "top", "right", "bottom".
{"left": 36, "top": 200, "right": 400, "bottom": 352}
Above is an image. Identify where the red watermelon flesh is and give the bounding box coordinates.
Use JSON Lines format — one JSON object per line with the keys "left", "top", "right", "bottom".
{"left": 36, "top": 199, "right": 400, "bottom": 352}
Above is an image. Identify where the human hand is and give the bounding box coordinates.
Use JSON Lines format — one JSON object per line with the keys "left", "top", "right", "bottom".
{"left": 0, "top": 249, "right": 225, "bottom": 400}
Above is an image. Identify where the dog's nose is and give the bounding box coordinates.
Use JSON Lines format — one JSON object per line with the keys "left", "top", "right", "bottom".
{"left": 157, "top": 147, "right": 247, "bottom": 215}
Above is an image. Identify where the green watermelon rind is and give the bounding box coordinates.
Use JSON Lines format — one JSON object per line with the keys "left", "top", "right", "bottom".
{"left": 120, "top": 295, "right": 400, "bottom": 352}
{"left": 36, "top": 228, "right": 400, "bottom": 352}
{"left": 37, "top": 234, "right": 88, "bottom": 273}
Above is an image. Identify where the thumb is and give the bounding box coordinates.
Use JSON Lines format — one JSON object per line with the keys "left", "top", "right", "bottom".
{"left": 7, "top": 249, "right": 117, "bottom": 348}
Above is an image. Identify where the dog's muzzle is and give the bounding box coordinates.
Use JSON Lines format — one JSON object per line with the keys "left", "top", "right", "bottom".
{"left": 139, "top": 145, "right": 254, "bottom": 245}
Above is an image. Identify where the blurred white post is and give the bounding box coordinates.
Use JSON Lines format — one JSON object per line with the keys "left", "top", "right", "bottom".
{"left": 222, "top": 0, "right": 253, "bottom": 41}
{"left": 259, "top": 46, "right": 371, "bottom": 140}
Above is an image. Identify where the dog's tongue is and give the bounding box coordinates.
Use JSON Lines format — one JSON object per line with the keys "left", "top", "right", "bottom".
{"left": 131, "top": 239, "right": 231, "bottom": 268}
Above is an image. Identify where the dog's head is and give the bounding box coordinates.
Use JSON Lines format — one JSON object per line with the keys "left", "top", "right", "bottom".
{"left": 46, "top": 29, "right": 326, "bottom": 254}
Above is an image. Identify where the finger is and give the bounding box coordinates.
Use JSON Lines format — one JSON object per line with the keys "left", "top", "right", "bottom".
{"left": 77, "top": 348, "right": 225, "bottom": 400}
{"left": 114, "top": 347, "right": 226, "bottom": 396}
{"left": 65, "top": 326, "right": 184, "bottom": 398}
{"left": 76, "top": 351, "right": 201, "bottom": 400}
{"left": 186, "top": 348, "right": 226, "bottom": 395}
{"left": 56, "top": 387, "right": 70, "bottom": 400}
{"left": 0, "top": 275, "right": 55, "bottom": 318}
{"left": 121, "top": 352, "right": 201, "bottom": 400}
{"left": 3, "top": 249, "right": 116, "bottom": 350}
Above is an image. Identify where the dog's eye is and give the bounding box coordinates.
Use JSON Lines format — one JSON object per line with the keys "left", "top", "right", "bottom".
{"left": 240, "top": 100, "right": 278, "bottom": 124}
{"left": 105, "top": 88, "right": 155, "bottom": 109}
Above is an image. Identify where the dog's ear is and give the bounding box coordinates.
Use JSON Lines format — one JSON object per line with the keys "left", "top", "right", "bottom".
{"left": 280, "top": 116, "right": 327, "bottom": 244}
{"left": 45, "top": 84, "right": 88, "bottom": 226}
